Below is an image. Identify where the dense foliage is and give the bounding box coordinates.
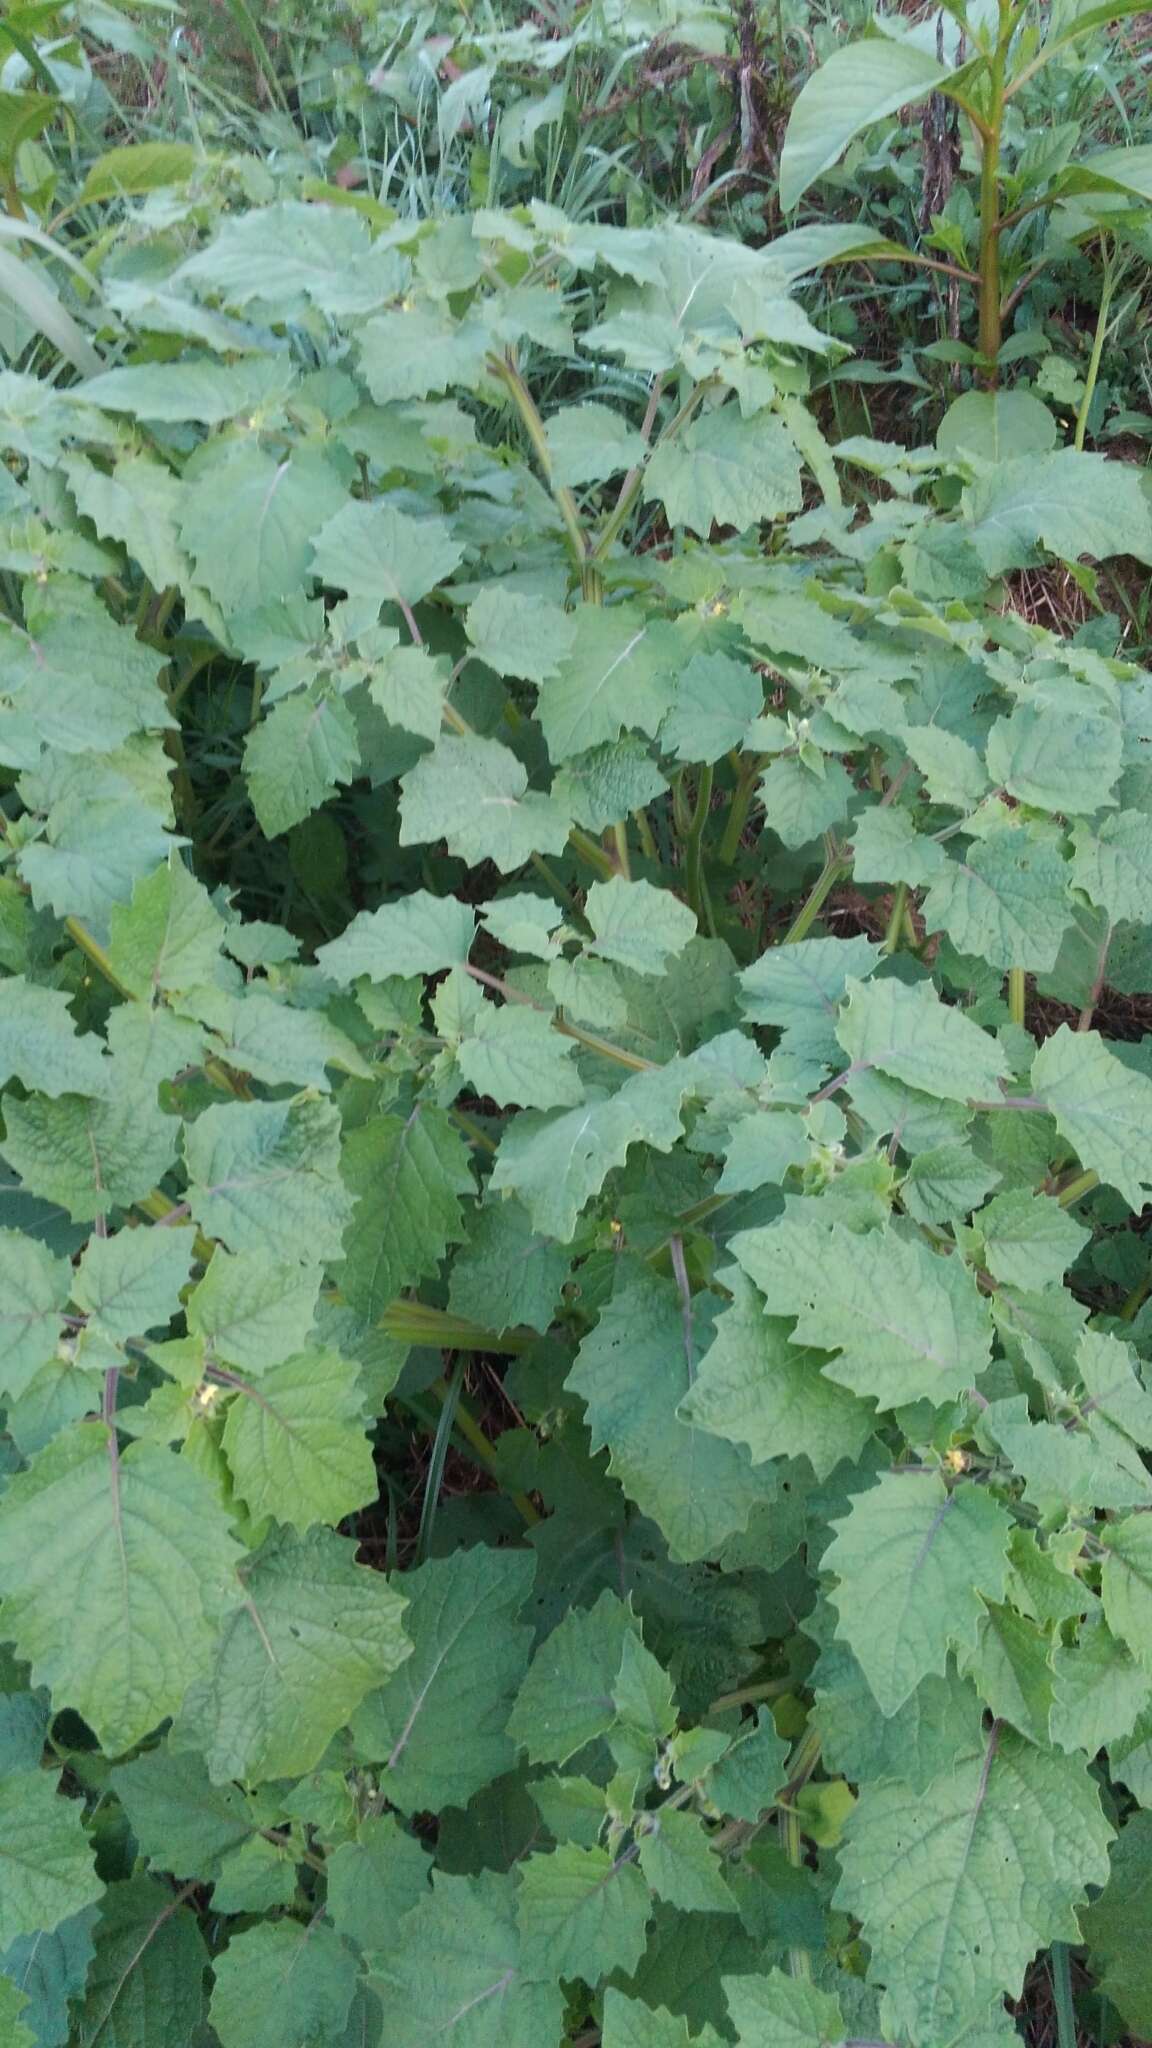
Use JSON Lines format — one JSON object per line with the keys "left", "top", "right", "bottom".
{"left": 4, "top": 3, "right": 1152, "bottom": 2047}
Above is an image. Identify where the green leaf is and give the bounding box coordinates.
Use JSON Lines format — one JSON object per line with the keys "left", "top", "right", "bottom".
{"left": 184, "top": 1096, "right": 353, "bottom": 1265}
{"left": 367, "top": 645, "right": 450, "bottom": 740}
{"left": 638, "top": 1811, "right": 734, "bottom": 1914}
{"left": 585, "top": 877, "right": 697, "bottom": 977}
{"left": 1032, "top": 1025, "right": 1152, "bottom": 1209}
{"left": 732, "top": 1211, "right": 992, "bottom": 1409}
{"left": 457, "top": 1001, "right": 583, "bottom": 1110}
{"left": 706, "top": 1710, "right": 788, "bottom": 1821}
{"left": 79, "top": 142, "right": 198, "bottom": 203}
{"left": 681, "top": 1266, "right": 874, "bottom": 1481}
{"left": 1071, "top": 809, "right": 1152, "bottom": 924}
{"left": 779, "top": 37, "right": 954, "bottom": 209}
{"left": 358, "top": 307, "right": 490, "bottom": 401}
{"left": 490, "top": 1067, "right": 691, "bottom": 1242}
{"left": 325, "top": 1816, "right": 432, "bottom": 1956}
{"left": 601, "top": 1989, "right": 726, "bottom": 2048}
{"left": 176, "top": 200, "right": 400, "bottom": 316}
{"left": 723, "top": 1969, "right": 845, "bottom": 2047}
{"left": 850, "top": 806, "right": 948, "bottom": 889}
{"left": 0, "top": 978, "right": 107, "bottom": 1098}
{"left": 1050, "top": 1613, "right": 1150, "bottom": 1754}
{"left": 0, "top": 1425, "right": 243, "bottom": 1754}
{"left": 537, "top": 607, "right": 677, "bottom": 764}
{"left": 447, "top": 1197, "right": 571, "bottom": 1334}
{"left": 824, "top": 1471, "right": 1012, "bottom": 1716}
{"left": 985, "top": 701, "right": 1122, "bottom": 815}
{"left": 185, "top": 1250, "right": 322, "bottom": 1377}
{"left": 1081, "top": 1808, "right": 1152, "bottom": 2036}
{"left": 0, "top": 1229, "right": 70, "bottom": 1400}
{"left": 339, "top": 1105, "right": 473, "bottom": 1318}
{"left": 180, "top": 444, "right": 347, "bottom": 614}
{"left": 1102, "top": 1515, "right": 1152, "bottom": 1674}
{"left": 82, "top": 357, "right": 293, "bottom": 426}
{"left": 105, "top": 858, "right": 226, "bottom": 1000}
{"left": 835, "top": 1728, "right": 1112, "bottom": 2041}
{"left": 509, "top": 1590, "right": 634, "bottom": 1766}
{"left": 209, "top": 1921, "right": 357, "bottom": 2048}
{"left": 921, "top": 830, "right": 1073, "bottom": 973}
{"left": 350, "top": 1546, "right": 534, "bottom": 1813}
{"left": 0, "top": 1772, "right": 101, "bottom": 1948}
{"left": 370, "top": 1870, "right": 565, "bottom": 2047}
{"left": 173, "top": 1527, "right": 410, "bottom": 1784}
{"left": 111, "top": 1747, "right": 256, "bottom": 1879}
{"left": 400, "top": 735, "right": 570, "bottom": 871}
{"left": 465, "top": 588, "right": 577, "bottom": 684}
{"left": 517, "top": 1842, "right": 651, "bottom": 1982}
{"left": 646, "top": 407, "right": 802, "bottom": 536}
{"left": 545, "top": 404, "right": 647, "bottom": 487}
{"left": 937, "top": 390, "right": 1058, "bottom": 464}
{"left": 567, "top": 1264, "right": 768, "bottom": 1562}
{"left": 0, "top": 1905, "right": 96, "bottom": 2048}
{"left": 0, "top": 591, "right": 170, "bottom": 759}
{"left": 70, "top": 1877, "right": 207, "bottom": 2048}
{"left": 813, "top": 1637, "right": 986, "bottom": 1797}
{"left": 71, "top": 1228, "right": 193, "bottom": 1346}
{"left": 660, "top": 652, "right": 762, "bottom": 764}
{"left": 757, "top": 754, "right": 854, "bottom": 850}
{"left": 312, "top": 498, "right": 464, "bottom": 613}
{"left": 973, "top": 1190, "right": 1089, "bottom": 1291}
{"left": 244, "top": 688, "right": 360, "bottom": 839}
{"left": 221, "top": 1349, "right": 376, "bottom": 1532}
{"left": 965, "top": 450, "right": 1152, "bottom": 573}
{"left": 836, "top": 975, "right": 1011, "bottom": 1104}
{"left": 962, "top": 1601, "right": 1054, "bottom": 1748}
{"left": 317, "top": 892, "right": 475, "bottom": 985}
{"left": 738, "top": 935, "right": 880, "bottom": 1061}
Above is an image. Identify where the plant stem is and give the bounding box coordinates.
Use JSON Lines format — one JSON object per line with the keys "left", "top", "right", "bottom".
{"left": 633, "top": 807, "right": 658, "bottom": 862}
{"left": 977, "top": 9, "right": 1010, "bottom": 380}
{"left": 1074, "top": 239, "right": 1116, "bottom": 452}
{"left": 377, "top": 1298, "right": 531, "bottom": 1354}
{"left": 488, "top": 353, "right": 588, "bottom": 568}
{"left": 1049, "top": 1942, "right": 1076, "bottom": 2048}
{"left": 610, "top": 821, "right": 632, "bottom": 880}
{"left": 883, "top": 883, "right": 908, "bottom": 956}
{"left": 719, "top": 754, "right": 764, "bottom": 864}
{"left": 1056, "top": 1169, "right": 1099, "bottom": 1210}
{"left": 780, "top": 853, "right": 846, "bottom": 945}
{"left": 1007, "top": 967, "right": 1026, "bottom": 1028}
{"left": 685, "top": 762, "right": 714, "bottom": 930}
{"left": 427, "top": 1376, "right": 541, "bottom": 1526}
{"left": 569, "top": 825, "right": 616, "bottom": 880}
{"left": 416, "top": 1352, "right": 467, "bottom": 1562}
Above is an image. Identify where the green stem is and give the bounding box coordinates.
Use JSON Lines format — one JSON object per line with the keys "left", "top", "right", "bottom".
{"left": 416, "top": 1352, "right": 467, "bottom": 1563}
{"left": 488, "top": 354, "right": 589, "bottom": 568}
{"left": 1074, "top": 239, "right": 1116, "bottom": 452}
{"left": 428, "top": 1378, "right": 540, "bottom": 1526}
{"left": 1007, "top": 967, "right": 1026, "bottom": 1028}
{"left": 1049, "top": 1943, "right": 1076, "bottom": 2048}
{"left": 611, "top": 821, "right": 632, "bottom": 880}
{"left": 977, "top": 13, "right": 1009, "bottom": 379}
{"left": 719, "top": 754, "right": 764, "bottom": 865}
{"left": 1056, "top": 1169, "right": 1099, "bottom": 1210}
{"left": 569, "top": 826, "right": 616, "bottom": 880}
{"left": 593, "top": 377, "right": 714, "bottom": 559}
{"left": 377, "top": 1299, "right": 531, "bottom": 1353}
{"left": 780, "top": 855, "right": 846, "bottom": 945}
{"left": 883, "top": 883, "right": 908, "bottom": 956}
{"left": 685, "top": 762, "right": 714, "bottom": 930}
{"left": 633, "top": 807, "right": 658, "bottom": 862}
